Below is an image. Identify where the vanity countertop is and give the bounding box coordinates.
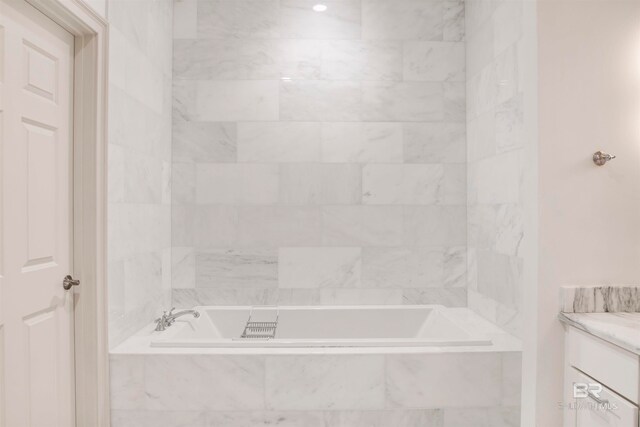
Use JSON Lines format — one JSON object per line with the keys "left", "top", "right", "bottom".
{"left": 559, "top": 311, "right": 640, "bottom": 356}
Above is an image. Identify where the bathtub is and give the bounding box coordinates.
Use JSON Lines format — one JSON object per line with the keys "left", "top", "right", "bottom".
{"left": 150, "top": 305, "right": 492, "bottom": 348}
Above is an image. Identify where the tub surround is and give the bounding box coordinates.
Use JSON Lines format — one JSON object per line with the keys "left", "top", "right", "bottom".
{"left": 108, "top": 0, "right": 173, "bottom": 347}
{"left": 559, "top": 312, "right": 640, "bottom": 355}
{"left": 171, "top": 0, "right": 468, "bottom": 308}
{"left": 111, "top": 308, "right": 521, "bottom": 427}
{"left": 560, "top": 285, "right": 640, "bottom": 313}
{"left": 465, "top": 0, "right": 529, "bottom": 339}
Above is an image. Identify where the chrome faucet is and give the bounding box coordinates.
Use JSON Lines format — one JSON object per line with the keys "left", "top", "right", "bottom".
{"left": 154, "top": 307, "right": 200, "bottom": 331}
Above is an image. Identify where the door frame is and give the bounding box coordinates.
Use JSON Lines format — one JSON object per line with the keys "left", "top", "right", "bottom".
{"left": 22, "top": 0, "right": 109, "bottom": 425}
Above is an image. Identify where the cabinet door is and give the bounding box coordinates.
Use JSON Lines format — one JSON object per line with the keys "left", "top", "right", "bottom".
{"left": 572, "top": 368, "right": 638, "bottom": 427}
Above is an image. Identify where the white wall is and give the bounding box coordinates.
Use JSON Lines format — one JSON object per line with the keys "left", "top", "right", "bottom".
{"left": 532, "top": 0, "right": 640, "bottom": 424}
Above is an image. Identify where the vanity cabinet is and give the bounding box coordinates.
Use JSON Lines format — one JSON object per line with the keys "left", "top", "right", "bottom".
{"left": 564, "top": 327, "right": 639, "bottom": 427}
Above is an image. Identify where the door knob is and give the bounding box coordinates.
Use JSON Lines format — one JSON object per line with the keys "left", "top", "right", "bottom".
{"left": 62, "top": 275, "right": 80, "bottom": 290}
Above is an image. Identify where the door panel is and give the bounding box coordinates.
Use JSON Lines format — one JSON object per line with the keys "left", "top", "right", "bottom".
{"left": 0, "top": 0, "right": 75, "bottom": 426}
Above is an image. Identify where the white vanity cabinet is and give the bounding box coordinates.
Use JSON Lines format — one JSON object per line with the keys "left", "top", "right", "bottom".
{"left": 564, "top": 327, "right": 640, "bottom": 427}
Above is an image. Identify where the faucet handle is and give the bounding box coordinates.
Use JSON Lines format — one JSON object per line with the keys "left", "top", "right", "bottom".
{"left": 168, "top": 307, "right": 176, "bottom": 316}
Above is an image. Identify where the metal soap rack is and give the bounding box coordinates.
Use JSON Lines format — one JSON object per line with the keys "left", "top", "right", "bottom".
{"left": 240, "top": 307, "right": 279, "bottom": 340}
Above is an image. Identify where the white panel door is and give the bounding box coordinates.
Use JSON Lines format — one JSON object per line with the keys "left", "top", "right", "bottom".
{"left": 0, "top": 0, "right": 75, "bottom": 426}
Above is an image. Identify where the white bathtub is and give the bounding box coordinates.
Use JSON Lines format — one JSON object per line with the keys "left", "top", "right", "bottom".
{"left": 150, "top": 305, "right": 492, "bottom": 348}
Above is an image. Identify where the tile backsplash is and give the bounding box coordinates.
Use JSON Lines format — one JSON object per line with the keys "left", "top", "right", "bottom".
{"left": 561, "top": 286, "right": 640, "bottom": 313}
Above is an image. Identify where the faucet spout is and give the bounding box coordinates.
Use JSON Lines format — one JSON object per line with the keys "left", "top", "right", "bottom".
{"left": 154, "top": 308, "right": 200, "bottom": 331}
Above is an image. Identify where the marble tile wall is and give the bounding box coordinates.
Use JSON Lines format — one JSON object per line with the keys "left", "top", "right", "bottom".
{"left": 172, "top": 0, "right": 468, "bottom": 306}
{"left": 108, "top": 0, "right": 173, "bottom": 347}
{"left": 465, "top": 0, "right": 526, "bottom": 337}
{"left": 110, "top": 351, "right": 521, "bottom": 427}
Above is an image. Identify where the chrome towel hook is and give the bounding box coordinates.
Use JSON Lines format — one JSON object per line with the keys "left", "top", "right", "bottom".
{"left": 593, "top": 151, "right": 616, "bottom": 166}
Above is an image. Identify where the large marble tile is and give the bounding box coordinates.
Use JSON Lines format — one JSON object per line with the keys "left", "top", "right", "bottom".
{"left": 502, "top": 352, "right": 522, "bottom": 407}
{"left": 174, "top": 39, "right": 323, "bottom": 81}
{"left": 465, "top": 19, "right": 494, "bottom": 77}
{"left": 403, "top": 206, "right": 467, "bottom": 246}
{"left": 280, "top": 80, "right": 362, "bottom": 121}
{"left": 206, "top": 411, "right": 325, "bottom": 427}
{"left": 386, "top": 353, "right": 502, "bottom": 408}
{"left": 124, "top": 252, "right": 163, "bottom": 312}
{"left": 195, "top": 80, "right": 279, "bottom": 122}
{"left": 238, "top": 122, "right": 321, "bottom": 163}
{"left": 110, "top": 355, "right": 146, "bottom": 410}
{"left": 444, "top": 82, "right": 466, "bottom": 122}
{"left": 322, "top": 206, "right": 404, "bottom": 247}
{"left": 324, "top": 410, "right": 444, "bottom": 427}
{"left": 172, "top": 80, "right": 197, "bottom": 122}
{"left": 362, "top": 248, "right": 445, "bottom": 288}
{"left": 109, "top": 0, "right": 148, "bottom": 51}
{"left": 443, "top": 0, "right": 465, "bottom": 42}
{"left": 494, "top": 46, "right": 519, "bottom": 106}
{"left": 172, "top": 163, "right": 195, "bottom": 204}
{"left": 279, "top": 39, "right": 324, "bottom": 79}
{"left": 467, "top": 110, "right": 496, "bottom": 162}
{"left": 173, "top": 0, "right": 197, "bottom": 39}
{"left": 197, "top": 0, "right": 280, "bottom": 39}
{"left": 495, "top": 94, "right": 524, "bottom": 154}
{"left": 402, "top": 288, "right": 467, "bottom": 306}
{"left": 443, "top": 246, "right": 467, "bottom": 288}
{"left": 362, "top": 164, "right": 443, "bottom": 205}
{"left": 265, "top": 355, "right": 385, "bottom": 410}
{"left": 472, "top": 152, "right": 521, "bottom": 205}
{"left": 443, "top": 407, "right": 520, "bottom": 427}
{"left": 362, "top": 81, "right": 443, "bottom": 122}
{"left": 173, "top": 39, "right": 280, "bottom": 80}
{"left": 196, "top": 249, "right": 278, "bottom": 288}
{"left": 321, "top": 122, "right": 403, "bottom": 163}
{"left": 441, "top": 164, "right": 466, "bottom": 205}
{"left": 279, "top": 247, "right": 361, "bottom": 288}
{"left": 494, "top": 204, "right": 524, "bottom": 256}
{"left": 172, "top": 246, "right": 196, "bottom": 289}
{"left": 362, "top": 0, "right": 444, "bottom": 41}
{"left": 404, "top": 42, "right": 465, "bottom": 82}
{"left": 238, "top": 207, "right": 322, "bottom": 247}
{"left": 173, "top": 288, "right": 274, "bottom": 307}
{"left": 193, "top": 206, "right": 239, "bottom": 248}
{"left": 319, "top": 289, "right": 404, "bottom": 305}
{"left": 403, "top": 122, "right": 466, "bottom": 164}
{"left": 280, "top": 164, "right": 361, "bottom": 205}
{"left": 123, "top": 153, "right": 163, "bottom": 204}
{"left": 323, "top": 40, "right": 402, "bottom": 81}
{"left": 476, "top": 250, "right": 522, "bottom": 308}
{"left": 145, "top": 355, "right": 265, "bottom": 410}
{"left": 493, "top": 1, "right": 522, "bottom": 57}
{"left": 279, "top": 0, "right": 361, "bottom": 40}
{"left": 172, "top": 205, "right": 196, "bottom": 247}
{"left": 108, "top": 144, "right": 125, "bottom": 203}
{"left": 111, "top": 411, "right": 206, "bottom": 427}
{"left": 196, "top": 164, "right": 279, "bottom": 206}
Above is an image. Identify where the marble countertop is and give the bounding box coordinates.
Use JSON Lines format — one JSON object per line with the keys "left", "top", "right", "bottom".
{"left": 559, "top": 312, "right": 640, "bottom": 356}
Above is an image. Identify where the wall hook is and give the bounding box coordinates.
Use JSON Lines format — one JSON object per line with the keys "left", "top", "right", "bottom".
{"left": 593, "top": 151, "right": 616, "bottom": 166}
